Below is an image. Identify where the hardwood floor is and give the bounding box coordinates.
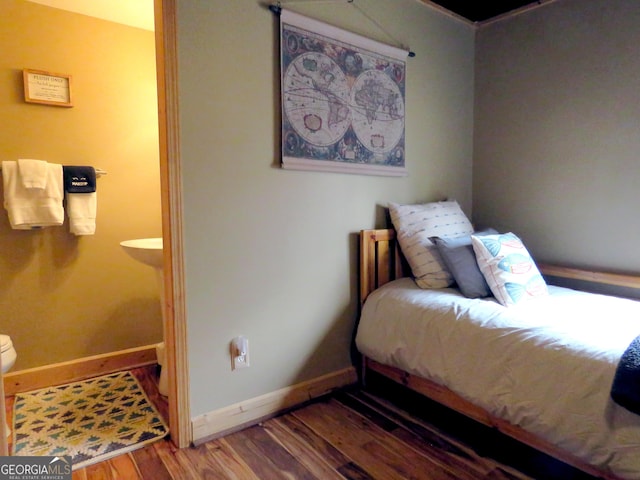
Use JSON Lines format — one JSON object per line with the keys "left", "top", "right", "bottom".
{"left": 5, "top": 368, "right": 599, "bottom": 479}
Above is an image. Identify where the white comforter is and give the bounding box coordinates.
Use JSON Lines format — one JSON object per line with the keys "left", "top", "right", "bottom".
{"left": 355, "top": 278, "right": 640, "bottom": 479}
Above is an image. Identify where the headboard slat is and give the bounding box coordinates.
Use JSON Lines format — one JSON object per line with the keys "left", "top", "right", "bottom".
{"left": 360, "top": 229, "right": 407, "bottom": 305}
{"left": 377, "top": 240, "right": 391, "bottom": 289}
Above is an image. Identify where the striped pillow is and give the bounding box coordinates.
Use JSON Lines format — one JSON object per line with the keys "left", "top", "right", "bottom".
{"left": 389, "top": 200, "right": 474, "bottom": 288}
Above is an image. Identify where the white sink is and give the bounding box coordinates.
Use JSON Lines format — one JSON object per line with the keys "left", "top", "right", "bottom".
{"left": 120, "top": 236, "right": 169, "bottom": 396}
{"left": 120, "top": 238, "right": 163, "bottom": 269}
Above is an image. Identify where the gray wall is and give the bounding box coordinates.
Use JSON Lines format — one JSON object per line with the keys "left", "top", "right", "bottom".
{"left": 175, "top": 0, "right": 475, "bottom": 417}
{"left": 474, "top": 0, "right": 640, "bottom": 271}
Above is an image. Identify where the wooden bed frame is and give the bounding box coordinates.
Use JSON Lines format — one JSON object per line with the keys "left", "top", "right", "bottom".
{"left": 359, "top": 228, "right": 640, "bottom": 480}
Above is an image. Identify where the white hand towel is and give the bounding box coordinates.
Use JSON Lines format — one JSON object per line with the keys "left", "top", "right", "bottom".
{"left": 17, "top": 159, "right": 48, "bottom": 189}
{"left": 2, "top": 161, "right": 64, "bottom": 229}
{"left": 66, "top": 192, "right": 97, "bottom": 235}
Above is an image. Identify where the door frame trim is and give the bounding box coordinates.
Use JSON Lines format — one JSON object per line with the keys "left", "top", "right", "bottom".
{"left": 0, "top": 352, "right": 7, "bottom": 455}
{"left": 155, "top": 0, "right": 191, "bottom": 448}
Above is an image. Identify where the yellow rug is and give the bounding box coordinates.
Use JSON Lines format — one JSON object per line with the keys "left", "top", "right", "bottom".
{"left": 12, "top": 371, "right": 169, "bottom": 469}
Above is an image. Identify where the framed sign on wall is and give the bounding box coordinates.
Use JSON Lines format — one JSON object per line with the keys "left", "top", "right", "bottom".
{"left": 23, "top": 69, "right": 73, "bottom": 107}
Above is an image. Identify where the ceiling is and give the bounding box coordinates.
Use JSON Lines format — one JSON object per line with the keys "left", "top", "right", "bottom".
{"left": 425, "top": 0, "right": 544, "bottom": 23}
{"left": 26, "top": 0, "right": 546, "bottom": 30}
{"left": 26, "top": 0, "right": 155, "bottom": 31}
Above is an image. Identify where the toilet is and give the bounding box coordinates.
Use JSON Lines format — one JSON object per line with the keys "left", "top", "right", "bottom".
{"left": 1, "top": 334, "right": 17, "bottom": 436}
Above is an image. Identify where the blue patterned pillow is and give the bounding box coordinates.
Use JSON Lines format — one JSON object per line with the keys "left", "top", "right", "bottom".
{"left": 471, "top": 232, "right": 548, "bottom": 306}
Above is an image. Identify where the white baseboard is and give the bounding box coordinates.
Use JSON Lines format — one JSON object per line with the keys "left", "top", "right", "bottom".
{"left": 192, "top": 366, "right": 357, "bottom": 445}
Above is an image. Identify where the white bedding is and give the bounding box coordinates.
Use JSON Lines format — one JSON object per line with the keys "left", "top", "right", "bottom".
{"left": 355, "top": 278, "right": 640, "bottom": 479}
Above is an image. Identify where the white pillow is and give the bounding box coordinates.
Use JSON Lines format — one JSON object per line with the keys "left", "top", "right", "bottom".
{"left": 471, "top": 232, "right": 548, "bottom": 306}
{"left": 389, "top": 200, "right": 474, "bottom": 288}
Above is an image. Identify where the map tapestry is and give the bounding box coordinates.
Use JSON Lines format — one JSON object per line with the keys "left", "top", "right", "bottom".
{"left": 280, "top": 10, "right": 408, "bottom": 176}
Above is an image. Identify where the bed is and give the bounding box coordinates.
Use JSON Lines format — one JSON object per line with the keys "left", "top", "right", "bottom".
{"left": 356, "top": 228, "right": 640, "bottom": 480}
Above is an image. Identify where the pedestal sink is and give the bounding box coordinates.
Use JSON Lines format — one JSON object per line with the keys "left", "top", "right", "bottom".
{"left": 120, "top": 238, "right": 163, "bottom": 268}
{"left": 120, "top": 238, "right": 168, "bottom": 396}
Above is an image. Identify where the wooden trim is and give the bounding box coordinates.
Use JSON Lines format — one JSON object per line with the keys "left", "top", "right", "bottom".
{"left": 477, "top": 0, "right": 559, "bottom": 27}
{"left": 539, "top": 263, "right": 640, "bottom": 289}
{"left": 191, "top": 367, "right": 358, "bottom": 445}
{"left": 365, "top": 358, "right": 621, "bottom": 480}
{"left": 2, "top": 345, "right": 156, "bottom": 396}
{"left": 0, "top": 351, "right": 7, "bottom": 455}
{"left": 155, "top": 0, "right": 192, "bottom": 449}
{"left": 367, "top": 359, "right": 490, "bottom": 424}
{"left": 416, "top": 0, "right": 558, "bottom": 28}
{"left": 415, "top": 0, "right": 475, "bottom": 26}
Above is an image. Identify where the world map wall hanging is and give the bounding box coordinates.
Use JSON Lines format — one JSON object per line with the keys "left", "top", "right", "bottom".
{"left": 279, "top": 9, "right": 408, "bottom": 176}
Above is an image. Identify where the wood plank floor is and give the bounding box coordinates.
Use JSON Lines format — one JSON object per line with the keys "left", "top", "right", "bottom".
{"left": 5, "top": 369, "right": 599, "bottom": 479}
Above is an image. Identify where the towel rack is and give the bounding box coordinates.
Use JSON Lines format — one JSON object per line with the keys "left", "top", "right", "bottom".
{"left": 0, "top": 164, "right": 107, "bottom": 177}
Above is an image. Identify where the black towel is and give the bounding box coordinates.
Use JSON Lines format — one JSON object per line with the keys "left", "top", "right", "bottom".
{"left": 63, "top": 166, "right": 96, "bottom": 193}
{"left": 611, "top": 334, "right": 640, "bottom": 415}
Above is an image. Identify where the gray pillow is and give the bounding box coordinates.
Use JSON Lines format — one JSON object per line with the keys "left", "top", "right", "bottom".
{"left": 432, "top": 229, "right": 497, "bottom": 298}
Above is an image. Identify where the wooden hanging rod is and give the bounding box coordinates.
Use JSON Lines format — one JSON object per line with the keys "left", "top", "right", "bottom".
{"left": 268, "top": 2, "right": 416, "bottom": 57}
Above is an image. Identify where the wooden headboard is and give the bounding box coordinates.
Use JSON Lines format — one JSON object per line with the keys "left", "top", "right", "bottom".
{"left": 359, "top": 228, "right": 640, "bottom": 305}
{"left": 359, "top": 229, "right": 406, "bottom": 305}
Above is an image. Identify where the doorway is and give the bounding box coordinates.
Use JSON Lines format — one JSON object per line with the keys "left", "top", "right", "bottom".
{"left": 0, "top": 0, "right": 189, "bottom": 450}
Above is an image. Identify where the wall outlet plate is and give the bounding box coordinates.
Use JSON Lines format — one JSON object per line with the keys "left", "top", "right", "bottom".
{"left": 231, "top": 336, "right": 250, "bottom": 370}
{"left": 233, "top": 352, "right": 250, "bottom": 370}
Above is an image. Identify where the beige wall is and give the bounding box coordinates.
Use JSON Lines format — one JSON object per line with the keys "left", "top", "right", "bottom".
{"left": 474, "top": 0, "right": 640, "bottom": 272}
{"left": 176, "top": 0, "right": 475, "bottom": 417}
{"left": 0, "top": 1, "right": 162, "bottom": 369}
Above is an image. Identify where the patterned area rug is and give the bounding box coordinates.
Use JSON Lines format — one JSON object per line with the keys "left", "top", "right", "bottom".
{"left": 12, "top": 371, "right": 169, "bottom": 469}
